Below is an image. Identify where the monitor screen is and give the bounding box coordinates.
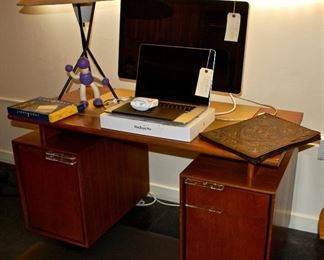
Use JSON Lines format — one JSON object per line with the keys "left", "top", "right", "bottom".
{"left": 118, "top": 0, "right": 249, "bottom": 94}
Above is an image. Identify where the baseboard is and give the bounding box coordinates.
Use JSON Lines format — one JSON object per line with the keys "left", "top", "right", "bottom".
{"left": 0, "top": 149, "right": 14, "bottom": 164}
{"left": 149, "top": 182, "right": 179, "bottom": 203}
{"left": 289, "top": 212, "right": 319, "bottom": 234}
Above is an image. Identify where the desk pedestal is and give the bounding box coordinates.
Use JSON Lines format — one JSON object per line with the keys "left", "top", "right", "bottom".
{"left": 12, "top": 130, "right": 149, "bottom": 248}
{"left": 179, "top": 150, "right": 297, "bottom": 260}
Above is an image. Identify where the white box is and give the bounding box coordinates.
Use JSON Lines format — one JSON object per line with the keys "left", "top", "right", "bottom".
{"left": 100, "top": 108, "right": 215, "bottom": 142}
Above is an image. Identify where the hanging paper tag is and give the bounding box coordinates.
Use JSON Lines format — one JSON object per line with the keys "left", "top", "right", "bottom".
{"left": 224, "top": 12, "right": 241, "bottom": 42}
{"left": 195, "top": 68, "right": 213, "bottom": 98}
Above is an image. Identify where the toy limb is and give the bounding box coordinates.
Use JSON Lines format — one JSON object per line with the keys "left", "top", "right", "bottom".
{"left": 92, "top": 73, "right": 111, "bottom": 89}
{"left": 89, "top": 82, "right": 103, "bottom": 107}
{"left": 79, "top": 84, "right": 89, "bottom": 108}
{"left": 92, "top": 72, "right": 104, "bottom": 82}
{"left": 102, "top": 78, "right": 110, "bottom": 86}
{"left": 65, "top": 64, "right": 80, "bottom": 80}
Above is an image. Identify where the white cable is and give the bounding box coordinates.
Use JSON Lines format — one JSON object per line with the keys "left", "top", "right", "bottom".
{"left": 214, "top": 93, "right": 237, "bottom": 116}
{"left": 215, "top": 116, "right": 246, "bottom": 122}
{"left": 214, "top": 93, "right": 278, "bottom": 122}
{"left": 153, "top": 193, "right": 179, "bottom": 207}
{"left": 136, "top": 192, "right": 179, "bottom": 207}
{"left": 234, "top": 94, "right": 278, "bottom": 116}
{"left": 136, "top": 197, "right": 156, "bottom": 207}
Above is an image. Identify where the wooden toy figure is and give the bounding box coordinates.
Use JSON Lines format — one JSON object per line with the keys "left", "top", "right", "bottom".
{"left": 65, "top": 57, "right": 110, "bottom": 108}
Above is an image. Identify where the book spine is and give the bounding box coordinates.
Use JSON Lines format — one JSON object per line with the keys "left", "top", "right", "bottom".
{"left": 7, "top": 107, "right": 49, "bottom": 122}
{"left": 48, "top": 104, "right": 78, "bottom": 123}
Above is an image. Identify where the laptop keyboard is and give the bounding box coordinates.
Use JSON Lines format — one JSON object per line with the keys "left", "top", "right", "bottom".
{"left": 159, "top": 101, "right": 195, "bottom": 112}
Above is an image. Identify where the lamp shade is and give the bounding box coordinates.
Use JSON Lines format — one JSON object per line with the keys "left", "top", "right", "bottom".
{"left": 17, "top": 0, "right": 108, "bottom": 6}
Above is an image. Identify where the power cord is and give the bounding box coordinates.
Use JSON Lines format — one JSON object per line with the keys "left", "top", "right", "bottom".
{"left": 214, "top": 93, "right": 237, "bottom": 116}
{"left": 214, "top": 93, "right": 278, "bottom": 121}
{"left": 136, "top": 192, "right": 179, "bottom": 207}
{"left": 234, "top": 94, "right": 278, "bottom": 116}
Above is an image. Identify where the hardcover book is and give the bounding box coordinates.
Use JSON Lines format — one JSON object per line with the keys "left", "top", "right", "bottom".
{"left": 200, "top": 113, "right": 321, "bottom": 164}
{"left": 7, "top": 97, "right": 79, "bottom": 123}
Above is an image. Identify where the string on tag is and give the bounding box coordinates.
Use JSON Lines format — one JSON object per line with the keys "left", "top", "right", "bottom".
{"left": 205, "top": 49, "right": 216, "bottom": 71}
{"left": 232, "top": 0, "right": 237, "bottom": 17}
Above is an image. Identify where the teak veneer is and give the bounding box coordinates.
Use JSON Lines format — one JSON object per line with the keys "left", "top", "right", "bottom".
{"left": 9, "top": 88, "right": 304, "bottom": 257}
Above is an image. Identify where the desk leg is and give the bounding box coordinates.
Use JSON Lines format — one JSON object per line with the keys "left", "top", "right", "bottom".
{"left": 247, "top": 163, "right": 260, "bottom": 182}
{"left": 320, "top": 208, "right": 324, "bottom": 239}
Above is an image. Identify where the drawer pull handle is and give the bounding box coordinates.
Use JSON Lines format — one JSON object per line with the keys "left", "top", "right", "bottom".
{"left": 185, "top": 203, "right": 223, "bottom": 214}
{"left": 184, "top": 178, "right": 224, "bottom": 191}
{"left": 45, "top": 151, "right": 77, "bottom": 165}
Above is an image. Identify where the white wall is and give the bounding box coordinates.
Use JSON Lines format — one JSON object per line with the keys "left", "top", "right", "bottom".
{"left": 1, "top": 0, "right": 323, "bottom": 234}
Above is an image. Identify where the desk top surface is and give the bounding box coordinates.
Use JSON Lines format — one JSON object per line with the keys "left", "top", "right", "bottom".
{"left": 9, "top": 88, "right": 303, "bottom": 167}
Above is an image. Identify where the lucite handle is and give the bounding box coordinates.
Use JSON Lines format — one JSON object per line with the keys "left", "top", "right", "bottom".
{"left": 185, "top": 203, "right": 223, "bottom": 214}
{"left": 45, "top": 151, "right": 77, "bottom": 165}
{"left": 184, "top": 178, "right": 224, "bottom": 191}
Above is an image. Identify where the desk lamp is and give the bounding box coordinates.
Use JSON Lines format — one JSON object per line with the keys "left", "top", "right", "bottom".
{"left": 17, "top": 0, "right": 119, "bottom": 101}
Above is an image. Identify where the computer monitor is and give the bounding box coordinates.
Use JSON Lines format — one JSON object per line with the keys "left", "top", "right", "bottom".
{"left": 118, "top": 0, "right": 249, "bottom": 94}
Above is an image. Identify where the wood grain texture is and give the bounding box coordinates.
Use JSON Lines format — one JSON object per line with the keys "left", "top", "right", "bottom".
{"left": 9, "top": 88, "right": 301, "bottom": 255}
{"left": 8, "top": 88, "right": 304, "bottom": 167}
{"left": 179, "top": 150, "right": 297, "bottom": 260}
{"left": 12, "top": 131, "right": 149, "bottom": 247}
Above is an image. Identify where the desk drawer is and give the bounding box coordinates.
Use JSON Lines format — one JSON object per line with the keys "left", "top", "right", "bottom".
{"left": 184, "top": 178, "right": 269, "bottom": 218}
{"left": 182, "top": 177, "right": 271, "bottom": 260}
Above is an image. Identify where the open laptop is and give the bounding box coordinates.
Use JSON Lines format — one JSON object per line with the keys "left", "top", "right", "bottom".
{"left": 110, "top": 44, "right": 216, "bottom": 124}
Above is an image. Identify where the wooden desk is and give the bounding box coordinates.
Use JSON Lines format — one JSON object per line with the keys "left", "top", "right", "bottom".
{"left": 320, "top": 208, "right": 324, "bottom": 239}
{"left": 10, "top": 88, "right": 303, "bottom": 167}
{"left": 9, "top": 88, "right": 303, "bottom": 258}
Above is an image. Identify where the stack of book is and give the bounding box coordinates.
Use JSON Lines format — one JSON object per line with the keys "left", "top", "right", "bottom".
{"left": 7, "top": 97, "right": 80, "bottom": 123}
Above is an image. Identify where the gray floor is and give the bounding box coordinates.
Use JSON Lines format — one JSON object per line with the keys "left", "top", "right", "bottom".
{"left": 0, "top": 162, "right": 323, "bottom": 259}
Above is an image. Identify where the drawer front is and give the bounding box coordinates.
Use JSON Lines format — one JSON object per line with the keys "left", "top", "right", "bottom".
{"left": 16, "top": 144, "right": 85, "bottom": 244}
{"left": 184, "top": 177, "right": 269, "bottom": 218}
{"left": 183, "top": 177, "right": 271, "bottom": 260}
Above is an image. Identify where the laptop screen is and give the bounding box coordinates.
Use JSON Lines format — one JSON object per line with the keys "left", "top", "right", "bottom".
{"left": 135, "top": 44, "right": 215, "bottom": 106}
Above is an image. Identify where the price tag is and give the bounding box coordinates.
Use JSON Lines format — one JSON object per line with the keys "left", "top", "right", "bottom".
{"left": 195, "top": 68, "right": 213, "bottom": 98}
{"left": 224, "top": 12, "right": 241, "bottom": 42}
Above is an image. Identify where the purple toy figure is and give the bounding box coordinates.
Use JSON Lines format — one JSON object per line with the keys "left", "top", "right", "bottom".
{"left": 65, "top": 57, "right": 110, "bottom": 108}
